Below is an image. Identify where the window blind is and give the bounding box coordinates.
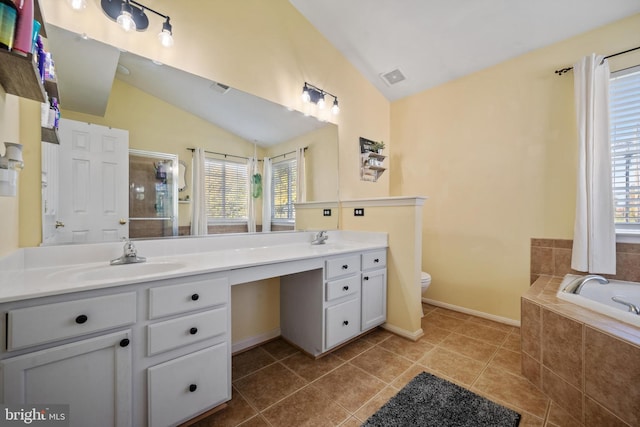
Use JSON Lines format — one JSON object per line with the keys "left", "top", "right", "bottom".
{"left": 204, "top": 157, "right": 248, "bottom": 221}
{"left": 271, "top": 158, "right": 297, "bottom": 221}
{"left": 610, "top": 66, "right": 640, "bottom": 230}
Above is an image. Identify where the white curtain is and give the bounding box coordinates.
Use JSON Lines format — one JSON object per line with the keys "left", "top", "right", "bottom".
{"left": 262, "top": 157, "right": 272, "bottom": 232}
{"left": 571, "top": 54, "right": 616, "bottom": 274}
{"left": 190, "top": 148, "right": 208, "bottom": 236}
{"left": 296, "top": 147, "right": 306, "bottom": 203}
{"left": 247, "top": 157, "right": 257, "bottom": 233}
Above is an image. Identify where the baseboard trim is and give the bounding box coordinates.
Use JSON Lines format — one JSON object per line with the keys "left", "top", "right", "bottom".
{"left": 422, "top": 298, "right": 521, "bottom": 327}
{"left": 381, "top": 323, "right": 424, "bottom": 341}
{"left": 232, "top": 328, "right": 281, "bottom": 354}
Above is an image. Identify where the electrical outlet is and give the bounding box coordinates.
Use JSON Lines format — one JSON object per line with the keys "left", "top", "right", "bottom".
{"left": 354, "top": 208, "right": 365, "bottom": 216}
{"left": 323, "top": 209, "right": 332, "bottom": 216}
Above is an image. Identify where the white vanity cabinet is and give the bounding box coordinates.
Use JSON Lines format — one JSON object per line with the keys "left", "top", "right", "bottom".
{"left": 0, "top": 293, "right": 136, "bottom": 427}
{"left": 280, "top": 249, "right": 387, "bottom": 357}
{"left": 144, "top": 275, "right": 230, "bottom": 427}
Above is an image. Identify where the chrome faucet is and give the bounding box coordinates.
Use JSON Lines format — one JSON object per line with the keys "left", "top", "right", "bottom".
{"left": 110, "top": 238, "right": 147, "bottom": 265}
{"left": 311, "top": 230, "right": 329, "bottom": 245}
{"left": 611, "top": 297, "right": 640, "bottom": 315}
{"left": 562, "top": 274, "right": 609, "bottom": 295}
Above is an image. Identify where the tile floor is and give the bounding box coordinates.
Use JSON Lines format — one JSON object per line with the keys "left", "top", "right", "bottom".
{"left": 188, "top": 304, "right": 583, "bottom": 427}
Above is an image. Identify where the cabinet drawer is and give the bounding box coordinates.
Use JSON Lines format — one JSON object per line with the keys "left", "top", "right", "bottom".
{"left": 325, "top": 276, "right": 359, "bottom": 302}
{"left": 325, "top": 255, "right": 360, "bottom": 280}
{"left": 7, "top": 292, "right": 137, "bottom": 351}
{"left": 362, "top": 250, "right": 386, "bottom": 270}
{"left": 148, "top": 343, "right": 230, "bottom": 427}
{"left": 147, "top": 308, "right": 227, "bottom": 356}
{"left": 325, "top": 297, "right": 360, "bottom": 349}
{"left": 149, "top": 277, "right": 228, "bottom": 319}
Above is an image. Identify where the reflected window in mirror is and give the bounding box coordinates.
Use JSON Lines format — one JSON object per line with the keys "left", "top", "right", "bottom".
{"left": 204, "top": 156, "right": 250, "bottom": 234}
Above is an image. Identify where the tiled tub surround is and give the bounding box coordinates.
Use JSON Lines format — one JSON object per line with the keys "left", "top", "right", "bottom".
{"left": 521, "top": 276, "right": 640, "bottom": 426}
{"left": 530, "top": 238, "right": 640, "bottom": 285}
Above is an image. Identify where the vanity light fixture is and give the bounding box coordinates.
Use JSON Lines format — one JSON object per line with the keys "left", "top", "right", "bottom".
{"left": 99, "top": 0, "right": 174, "bottom": 47}
{"left": 301, "top": 82, "right": 340, "bottom": 115}
{"left": 68, "top": 0, "right": 87, "bottom": 11}
{"left": 0, "top": 142, "right": 24, "bottom": 197}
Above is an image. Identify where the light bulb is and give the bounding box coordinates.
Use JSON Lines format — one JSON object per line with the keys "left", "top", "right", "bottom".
{"left": 68, "top": 0, "right": 86, "bottom": 10}
{"left": 158, "top": 30, "right": 174, "bottom": 47}
{"left": 117, "top": 11, "right": 136, "bottom": 32}
{"left": 317, "top": 96, "right": 326, "bottom": 109}
{"left": 331, "top": 99, "right": 340, "bottom": 115}
{"left": 301, "top": 87, "right": 310, "bottom": 103}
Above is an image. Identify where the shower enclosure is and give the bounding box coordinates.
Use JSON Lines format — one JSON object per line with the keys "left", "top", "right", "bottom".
{"left": 129, "top": 149, "right": 178, "bottom": 238}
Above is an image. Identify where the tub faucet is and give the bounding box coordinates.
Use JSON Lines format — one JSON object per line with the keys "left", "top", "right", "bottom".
{"left": 311, "top": 230, "right": 328, "bottom": 245}
{"left": 110, "top": 238, "right": 147, "bottom": 265}
{"left": 562, "top": 274, "right": 609, "bottom": 295}
{"left": 611, "top": 297, "right": 640, "bottom": 315}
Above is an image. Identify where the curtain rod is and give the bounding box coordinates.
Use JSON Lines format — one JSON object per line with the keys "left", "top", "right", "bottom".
{"left": 554, "top": 45, "right": 640, "bottom": 75}
{"left": 186, "top": 146, "right": 307, "bottom": 162}
{"left": 268, "top": 146, "right": 308, "bottom": 161}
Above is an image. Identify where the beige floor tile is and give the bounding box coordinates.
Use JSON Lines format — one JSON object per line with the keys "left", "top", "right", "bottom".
{"left": 234, "top": 363, "right": 307, "bottom": 411}
{"left": 261, "top": 384, "right": 350, "bottom": 427}
{"left": 339, "top": 417, "right": 363, "bottom": 427}
{"left": 439, "top": 332, "right": 498, "bottom": 363}
{"left": 360, "top": 327, "right": 393, "bottom": 344}
{"left": 235, "top": 416, "right": 269, "bottom": 427}
{"left": 350, "top": 346, "right": 413, "bottom": 383}
{"left": 502, "top": 331, "right": 522, "bottom": 352}
{"left": 547, "top": 401, "right": 583, "bottom": 427}
{"left": 353, "top": 386, "right": 398, "bottom": 422}
{"left": 188, "top": 388, "right": 256, "bottom": 427}
{"left": 419, "top": 347, "right": 485, "bottom": 385}
{"left": 434, "top": 307, "right": 471, "bottom": 320}
{"left": 516, "top": 411, "right": 545, "bottom": 427}
{"left": 378, "top": 334, "right": 434, "bottom": 361}
{"left": 422, "top": 311, "right": 469, "bottom": 331}
{"left": 453, "top": 321, "right": 510, "bottom": 345}
{"left": 468, "top": 316, "right": 517, "bottom": 333}
{"left": 232, "top": 347, "right": 276, "bottom": 380}
{"left": 332, "top": 337, "right": 375, "bottom": 361}
{"left": 260, "top": 338, "right": 298, "bottom": 361}
{"left": 389, "top": 364, "right": 428, "bottom": 390}
{"left": 421, "top": 303, "right": 437, "bottom": 314}
{"left": 312, "top": 364, "right": 386, "bottom": 413}
{"left": 281, "top": 352, "right": 344, "bottom": 382}
{"left": 472, "top": 366, "right": 549, "bottom": 418}
{"left": 489, "top": 347, "right": 522, "bottom": 376}
{"left": 419, "top": 323, "right": 452, "bottom": 344}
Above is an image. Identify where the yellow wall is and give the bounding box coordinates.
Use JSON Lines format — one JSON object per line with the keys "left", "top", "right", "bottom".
{"left": 0, "top": 88, "right": 20, "bottom": 257}
{"left": 390, "top": 14, "right": 640, "bottom": 321}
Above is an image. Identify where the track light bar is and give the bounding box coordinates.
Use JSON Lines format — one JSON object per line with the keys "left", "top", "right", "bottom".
{"left": 302, "top": 82, "right": 339, "bottom": 115}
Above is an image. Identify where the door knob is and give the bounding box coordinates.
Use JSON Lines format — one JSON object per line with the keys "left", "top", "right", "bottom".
{"left": 55, "top": 221, "right": 65, "bottom": 229}
{"left": 119, "top": 218, "right": 127, "bottom": 225}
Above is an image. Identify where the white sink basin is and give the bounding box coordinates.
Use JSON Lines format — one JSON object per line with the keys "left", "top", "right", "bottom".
{"left": 51, "top": 261, "right": 187, "bottom": 282}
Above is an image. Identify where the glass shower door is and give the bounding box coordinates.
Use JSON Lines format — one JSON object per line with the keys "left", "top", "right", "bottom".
{"left": 129, "top": 149, "right": 178, "bottom": 239}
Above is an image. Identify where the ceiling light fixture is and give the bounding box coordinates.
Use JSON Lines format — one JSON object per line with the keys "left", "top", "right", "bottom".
{"left": 301, "top": 82, "right": 339, "bottom": 115}
{"left": 100, "top": 0, "right": 174, "bottom": 47}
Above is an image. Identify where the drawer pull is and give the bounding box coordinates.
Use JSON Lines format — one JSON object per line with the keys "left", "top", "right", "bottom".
{"left": 75, "top": 314, "right": 88, "bottom": 324}
{"left": 374, "top": 258, "right": 380, "bottom": 263}
{"left": 343, "top": 320, "right": 349, "bottom": 326}
{"left": 343, "top": 286, "right": 349, "bottom": 291}
{"left": 189, "top": 384, "right": 197, "bottom": 392}
{"left": 189, "top": 327, "right": 198, "bottom": 335}
{"left": 120, "top": 338, "right": 130, "bottom": 347}
{"left": 342, "top": 264, "right": 349, "bottom": 269}
{"left": 364, "top": 276, "right": 370, "bottom": 281}
{"left": 191, "top": 293, "right": 199, "bottom": 301}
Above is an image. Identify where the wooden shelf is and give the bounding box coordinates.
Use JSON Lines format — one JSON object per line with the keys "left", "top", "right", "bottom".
{"left": 360, "top": 151, "right": 386, "bottom": 182}
{"left": 41, "top": 126, "right": 59, "bottom": 144}
{"left": 0, "top": 50, "right": 46, "bottom": 102}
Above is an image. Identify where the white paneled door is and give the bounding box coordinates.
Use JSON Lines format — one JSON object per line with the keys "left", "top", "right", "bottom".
{"left": 55, "top": 119, "right": 129, "bottom": 244}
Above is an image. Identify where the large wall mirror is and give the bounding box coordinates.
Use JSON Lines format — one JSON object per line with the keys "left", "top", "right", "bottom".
{"left": 41, "top": 25, "right": 339, "bottom": 245}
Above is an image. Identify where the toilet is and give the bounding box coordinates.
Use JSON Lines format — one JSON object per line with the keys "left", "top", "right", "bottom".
{"left": 420, "top": 271, "right": 432, "bottom": 316}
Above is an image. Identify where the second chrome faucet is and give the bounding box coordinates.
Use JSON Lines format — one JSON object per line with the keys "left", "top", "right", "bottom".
{"left": 110, "top": 238, "right": 147, "bottom": 265}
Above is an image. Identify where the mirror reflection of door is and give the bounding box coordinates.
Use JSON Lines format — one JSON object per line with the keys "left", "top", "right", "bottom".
{"left": 128, "top": 149, "right": 179, "bottom": 239}
{"left": 48, "top": 119, "right": 129, "bottom": 245}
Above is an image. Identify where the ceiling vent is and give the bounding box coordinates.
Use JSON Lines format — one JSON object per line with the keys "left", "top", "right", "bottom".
{"left": 380, "top": 68, "right": 406, "bottom": 86}
{"left": 210, "top": 82, "right": 231, "bottom": 94}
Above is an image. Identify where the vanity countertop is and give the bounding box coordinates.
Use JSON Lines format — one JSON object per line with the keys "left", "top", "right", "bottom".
{"left": 0, "top": 231, "right": 387, "bottom": 304}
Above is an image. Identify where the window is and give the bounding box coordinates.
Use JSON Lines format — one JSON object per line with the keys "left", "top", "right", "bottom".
{"left": 610, "top": 66, "right": 640, "bottom": 233}
{"left": 272, "top": 158, "right": 297, "bottom": 222}
{"left": 204, "top": 157, "right": 248, "bottom": 222}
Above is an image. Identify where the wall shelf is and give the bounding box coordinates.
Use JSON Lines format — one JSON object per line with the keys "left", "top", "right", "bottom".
{"left": 360, "top": 151, "right": 386, "bottom": 182}
{"left": 0, "top": 50, "right": 46, "bottom": 103}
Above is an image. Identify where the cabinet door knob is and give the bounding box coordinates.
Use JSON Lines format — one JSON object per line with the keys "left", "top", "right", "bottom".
{"left": 189, "top": 327, "right": 198, "bottom": 335}
{"left": 343, "top": 285, "right": 349, "bottom": 291}
{"left": 191, "top": 293, "right": 199, "bottom": 301}
{"left": 342, "top": 264, "right": 349, "bottom": 269}
{"left": 120, "top": 338, "right": 130, "bottom": 347}
{"left": 189, "top": 384, "right": 197, "bottom": 392}
{"left": 75, "top": 314, "right": 88, "bottom": 324}
{"left": 364, "top": 276, "right": 369, "bottom": 281}
{"left": 374, "top": 258, "right": 380, "bottom": 263}
{"left": 342, "top": 320, "right": 349, "bottom": 326}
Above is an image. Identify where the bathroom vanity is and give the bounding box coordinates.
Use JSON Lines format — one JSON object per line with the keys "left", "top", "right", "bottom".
{"left": 0, "top": 231, "right": 387, "bottom": 427}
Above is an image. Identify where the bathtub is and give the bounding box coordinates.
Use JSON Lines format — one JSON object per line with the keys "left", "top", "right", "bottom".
{"left": 557, "top": 274, "right": 640, "bottom": 327}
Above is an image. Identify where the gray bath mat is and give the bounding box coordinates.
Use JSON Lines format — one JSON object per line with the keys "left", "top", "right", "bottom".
{"left": 362, "top": 372, "right": 521, "bottom": 427}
